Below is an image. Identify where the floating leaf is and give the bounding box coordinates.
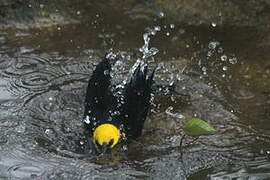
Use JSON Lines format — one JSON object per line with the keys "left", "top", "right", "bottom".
{"left": 183, "top": 118, "right": 215, "bottom": 136}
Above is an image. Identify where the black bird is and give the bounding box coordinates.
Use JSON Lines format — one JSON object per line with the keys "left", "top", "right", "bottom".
{"left": 83, "top": 55, "right": 155, "bottom": 153}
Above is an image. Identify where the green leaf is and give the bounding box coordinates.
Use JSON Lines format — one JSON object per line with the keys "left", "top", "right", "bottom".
{"left": 183, "top": 118, "right": 216, "bottom": 136}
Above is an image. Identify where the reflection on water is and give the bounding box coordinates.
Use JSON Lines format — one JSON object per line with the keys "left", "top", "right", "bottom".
{"left": 0, "top": 3, "right": 270, "bottom": 180}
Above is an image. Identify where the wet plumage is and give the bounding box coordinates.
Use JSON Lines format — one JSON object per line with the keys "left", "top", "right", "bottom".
{"left": 83, "top": 55, "right": 155, "bottom": 153}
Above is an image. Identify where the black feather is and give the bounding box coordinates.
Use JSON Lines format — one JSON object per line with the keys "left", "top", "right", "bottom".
{"left": 120, "top": 64, "right": 155, "bottom": 139}
{"left": 83, "top": 56, "right": 155, "bottom": 143}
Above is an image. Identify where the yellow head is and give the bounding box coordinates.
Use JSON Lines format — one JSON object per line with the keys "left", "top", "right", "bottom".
{"left": 93, "top": 124, "right": 121, "bottom": 150}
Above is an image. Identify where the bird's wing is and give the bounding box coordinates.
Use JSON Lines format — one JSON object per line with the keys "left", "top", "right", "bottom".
{"left": 121, "top": 63, "right": 155, "bottom": 139}
{"left": 83, "top": 56, "right": 113, "bottom": 133}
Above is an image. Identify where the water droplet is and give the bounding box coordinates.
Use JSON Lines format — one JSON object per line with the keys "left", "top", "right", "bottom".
{"left": 222, "top": 74, "right": 226, "bottom": 78}
{"left": 208, "top": 41, "right": 220, "bottom": 50}
{"left": 154, "top": 26, "right": 161, "bottom": 31}
{"left": 139, "top": 29, "right": 159, "bottom": 59}
{"left": 122, "top": 145, "right": 128, "bottom": 151}
{"left": 221, "top": 55, "right": 227, "bottom": 62}
{"left": 202, "top": 66, "right": 207, "bottom": 72}
{"left": 84, "top": 116, "right": 90, "bottom": 124}
{"left": 218, "top": 47, "right": 223, "bottom": 53}
{"left": 16, "top": 125, "right": 25, "bottom": 133}
{"left": 104, "top": 70, "right": 109, "bottom": 75}
{"left": 229, "top": 57, "right": 238, "bottom": 64}
{"left": 211, "top": 22, "right": 217, "bottom": 27}
{"left": 48, "top": 97, "right": 53, "bottom": 101}
{"left": 159, "top": 12, "right": 165, "bottom": 18}
{"left": 166, "top": 32, "right": 170, "bottom": 36}
{"left": 45, "top": 129, "right": 51, "bottom": 134}
{"left": 170, "top": 24, "right": 175, "bottom": 29}
{"left": 222, "top": 66, "right": 228, "bottom": 71}
{"left": 80, "top": 141, "right": 84, "bottom": 145}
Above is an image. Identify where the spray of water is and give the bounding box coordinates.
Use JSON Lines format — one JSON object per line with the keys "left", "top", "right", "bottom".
{"left": 139, "top": 27, "right": 160, "bottom": 60}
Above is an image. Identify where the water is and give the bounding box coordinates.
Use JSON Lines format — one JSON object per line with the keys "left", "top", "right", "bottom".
{"left": 0, "top": 2, "right": 270, "bottom": 180}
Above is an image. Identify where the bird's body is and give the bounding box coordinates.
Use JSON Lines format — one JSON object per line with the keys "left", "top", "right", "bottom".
{"left": 83, "top": 55, "right": 155, "bottom": 153}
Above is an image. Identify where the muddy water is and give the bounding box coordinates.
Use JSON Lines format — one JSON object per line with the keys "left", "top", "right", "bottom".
{"left": 0, "top": 3, "right": 270, "bottom": 180}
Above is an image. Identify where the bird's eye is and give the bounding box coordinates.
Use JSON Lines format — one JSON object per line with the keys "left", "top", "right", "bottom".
{"left": 94, "top": 140, "right": 101, "bottom": 147}
{"left": 108, "top": 139, "right": 114, "bottom": 147}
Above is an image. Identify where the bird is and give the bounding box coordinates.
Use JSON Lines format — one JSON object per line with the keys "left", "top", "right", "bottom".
{"left": 83, "top": 54, "right": 155, "bottom": 154}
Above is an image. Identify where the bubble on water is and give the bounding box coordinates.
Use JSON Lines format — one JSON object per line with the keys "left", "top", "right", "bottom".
{"left": 40, "top": 4, "right": 44, "bottom": 9}
{"left": 222, "top": 74, "right": 226, "bottom": 78}
{"left": 166, "top": 32, "right": 170, "bottom": 36}
{"left": 48, "top": 97, "right": 53, "bottom": 101}
{"left": 221, "top": 55, "right": 227, "bottom": 62}
{"left": 202, "top": 66, "right": 207, "bottom": 72}
{"left": 76, "top": 11, "right": 81, "bottom": 15}
{"left": 80, "top": 141, "right": 84, "bottom": 145}
{"left": 222, "top": 66, "right": 228, "bottom": 71}
{"left": 57, "top": 27, "right": 61, "bottom": 31}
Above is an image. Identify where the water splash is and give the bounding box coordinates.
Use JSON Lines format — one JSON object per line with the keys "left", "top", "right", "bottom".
{"left": 139, "top": 27, "right": 160, "bottom": 59}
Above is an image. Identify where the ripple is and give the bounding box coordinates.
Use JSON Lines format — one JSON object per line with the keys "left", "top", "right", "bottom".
{"left": 3, "top": 55, "right": 51, "bottom": 77}
{"left": 0, "top": 148, "right": 49, "bottom": 179}
{"left": 8, "top": 163, "right": 44, "bottom": 179}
